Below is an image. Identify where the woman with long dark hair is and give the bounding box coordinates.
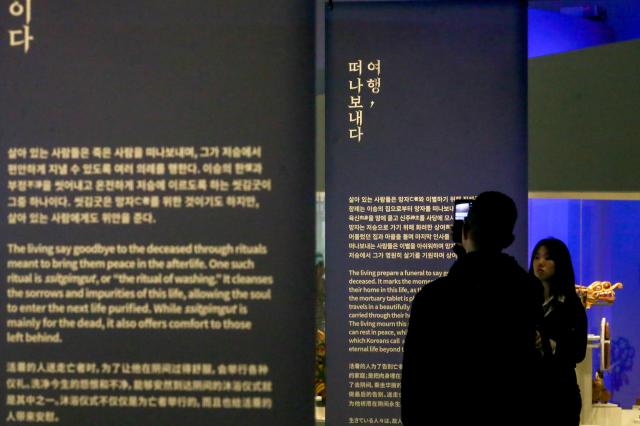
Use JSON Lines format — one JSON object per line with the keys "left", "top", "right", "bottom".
{"left": 530, "top": 237, "right": 588, "bottom": 425}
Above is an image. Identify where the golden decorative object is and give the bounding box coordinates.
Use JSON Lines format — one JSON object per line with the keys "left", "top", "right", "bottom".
{"left": 592, "top": 370, "right": 612, "bottom": 404}
{"left": 315, "top": 330, "right": 326, "bottom": 399}
{"left": 575, "top": 281, "right": 623, "bottom": 309}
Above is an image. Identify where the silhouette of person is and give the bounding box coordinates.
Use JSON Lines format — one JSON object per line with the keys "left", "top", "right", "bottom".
{"left": 401, "top": 191, "right": 544, "bottom": 425}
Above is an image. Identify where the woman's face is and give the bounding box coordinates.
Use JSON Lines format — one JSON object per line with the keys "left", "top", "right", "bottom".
{"left": 533, "top": 245, "right": 555, "bottom": 282}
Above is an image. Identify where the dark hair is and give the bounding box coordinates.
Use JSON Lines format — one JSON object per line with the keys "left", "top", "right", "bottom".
{"left": 529, "top": 237, "right": 578, "bottom": 301}
{"left": 463, "top": 191, "right": 517, "bottom": 251}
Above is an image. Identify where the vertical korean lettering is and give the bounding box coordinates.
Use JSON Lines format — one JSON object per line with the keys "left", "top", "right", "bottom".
{"left": 8, "top": 0, "right": 34, "bottom": 53}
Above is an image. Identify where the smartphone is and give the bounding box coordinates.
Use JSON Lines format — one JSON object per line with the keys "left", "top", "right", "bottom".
{"left": 452, "top": 200, "right": 473, "bottom": 243}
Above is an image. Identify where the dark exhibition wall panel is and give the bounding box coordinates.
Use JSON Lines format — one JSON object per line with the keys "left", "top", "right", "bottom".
{"left": 0, "top": 2, "right": 314, "bottom": 425}
{"left": 325, "top": 1, "right": 527, "bottom": 424}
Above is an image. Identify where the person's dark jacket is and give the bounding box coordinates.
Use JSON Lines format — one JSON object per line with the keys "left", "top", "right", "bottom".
{"left": 401, "top": 251, "right": 544, "bottom": 425}
{"left": 540, "top": 294, "right": 588, "bottom": 425}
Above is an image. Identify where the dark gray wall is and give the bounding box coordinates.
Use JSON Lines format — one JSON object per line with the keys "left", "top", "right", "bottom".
{"left": 529, "top": 39, "right": 640, "bottom": 192}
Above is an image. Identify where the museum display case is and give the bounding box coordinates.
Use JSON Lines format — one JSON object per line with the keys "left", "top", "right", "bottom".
{"left": 529, "top": 197, "right": 639, "bottom": 424}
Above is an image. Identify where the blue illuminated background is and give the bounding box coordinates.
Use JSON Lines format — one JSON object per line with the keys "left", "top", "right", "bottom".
{"left": 528, "top": 8, "right": 614, "bottom": 57}
{"left": 527, "top": 2, "right": 639, "bottom": 407}
{"left": 529, "top": 200, "right": 639, "bottom": 407}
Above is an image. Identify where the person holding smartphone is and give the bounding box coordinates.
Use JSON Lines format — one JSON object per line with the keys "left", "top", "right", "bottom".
{"left": 401, "top": 191, "right": 545, "bottom": 425}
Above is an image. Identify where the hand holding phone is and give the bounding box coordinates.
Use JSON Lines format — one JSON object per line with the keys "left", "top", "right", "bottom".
{"left": 451, "top": 200, "right": 472, "bottom": 244}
